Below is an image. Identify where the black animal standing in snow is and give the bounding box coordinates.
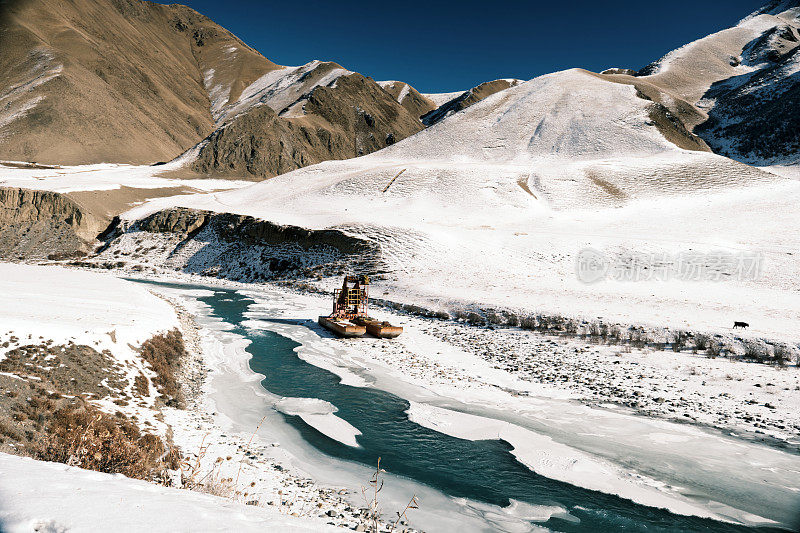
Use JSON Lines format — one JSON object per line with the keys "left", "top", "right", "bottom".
{"left": 733, "top": 321, "right": 749, "bottom": 329}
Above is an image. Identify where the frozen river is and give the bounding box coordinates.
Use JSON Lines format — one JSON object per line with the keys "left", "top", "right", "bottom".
{"left": 139, "top": 280, "right": 800, "bottom": 532}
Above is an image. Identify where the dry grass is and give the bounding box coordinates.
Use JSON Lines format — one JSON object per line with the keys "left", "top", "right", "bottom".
{"left": 29, "top": 400, "right": 180, "bottom": 481}
{"left": 358, "top": 457, "right": 419, "bottom": 532}
{"left": 177, "top": 434, "right": 237, "bottom": 498}
{"left": 0, "top": 420, "right": 23, "bottom": 441}
{"left": 134, "top": 372, "right": 150, "bottom": 396}
{"left": 28, "top": 403, "right": 180, "bottom": 480}
{"left": 139, "top": 329, "right": 186, "bottom": 407}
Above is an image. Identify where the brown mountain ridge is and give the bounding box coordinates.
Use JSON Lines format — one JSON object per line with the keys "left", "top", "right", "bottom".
{"left": 0, "top": 0, "right": 426, "bottom": 177}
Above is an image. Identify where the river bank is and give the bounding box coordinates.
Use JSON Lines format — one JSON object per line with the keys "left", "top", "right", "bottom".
{"left": 151, "top": 290, "right": 400, "bottom": 531}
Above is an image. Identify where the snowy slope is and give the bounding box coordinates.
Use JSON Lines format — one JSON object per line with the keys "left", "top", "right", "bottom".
{"left": 638, "top": 13, "right": 784, "bottom": 104}
{"left": 421, "top": 90, "right": 464, "bottom": 107}
{"left": 0, "top": 453, "right": 338, "bottom": 533}
{"left": 116, "top": 66, "right": 800, "bottom": 343}
{"left": 0, "top": 262, "right": 177, "bottom": 350}
{"left": 148, "top": 68, "right": 778, "bottom": 217}
{"left": 420, "top": 78, "right": 522, "bottom": 126}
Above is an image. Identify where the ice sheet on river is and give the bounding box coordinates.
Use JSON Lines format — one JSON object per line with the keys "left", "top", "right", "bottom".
{"left": 275, "top": 397, "right": 362, "bottom": 448}
{"left": 406, "top": 402, "right": 778, "bottom": 526}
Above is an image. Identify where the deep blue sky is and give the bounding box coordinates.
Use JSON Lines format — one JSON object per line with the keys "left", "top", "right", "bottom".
{"left": 172, "top": 0, "right": 762, "bottom": 93}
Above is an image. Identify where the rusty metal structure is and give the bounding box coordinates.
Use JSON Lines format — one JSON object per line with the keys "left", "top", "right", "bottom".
{"left": 331, "top": 275, "right": 369, "bottom": 319}
{"left": 319, "top": 275, "right": 402, "bottom": 338}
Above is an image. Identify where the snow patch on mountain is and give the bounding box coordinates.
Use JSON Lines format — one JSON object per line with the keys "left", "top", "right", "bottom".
{"left": 0, "top": 49, "right": 62, "bottom": 135}
{"left": 218, "top": 60, "right": 352, "bottom": 124}
{"left": 203, "top": 68, "right": 232, "bottom": 121}
{"left": 377, "top": 80, "right": 411, "bottom": 103}
{"left": 422, "top": 90, "right": 463, "bottom": 107}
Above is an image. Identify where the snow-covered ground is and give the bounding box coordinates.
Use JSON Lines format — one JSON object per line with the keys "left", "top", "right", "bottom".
{"left": 0, "top": 264, "right": 384, "bottom": 532}
{"left": 0, "top": 453, "right": 339, "bottom": 533}
{"left": 1, "top": 262, "right": 798, "bottom": 531}
{"left": 0, "top": 160, "right": 252, "bottom": 193}
{"left": 0, "top": 262, "right": 176, "bottom": 347}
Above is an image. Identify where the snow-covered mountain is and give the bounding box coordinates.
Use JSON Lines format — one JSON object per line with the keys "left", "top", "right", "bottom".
{"left": 162, "top": 68, "right": 776, "bottom": 219}
{"left": 377, "top": 80, "right": 438, "bottom": 118}
{"left": 694, "top": 5, "right": 800, "bottom": 165}
{"left": 180, "top": 62, "right": 425, "bottom": 179}
{"left": 633, "top": 1, "right": 800, "bottom": 165}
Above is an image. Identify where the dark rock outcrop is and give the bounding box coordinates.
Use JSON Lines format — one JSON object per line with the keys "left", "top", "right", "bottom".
{"left": 137, "top": 207, "right": 375, "bottom": 256}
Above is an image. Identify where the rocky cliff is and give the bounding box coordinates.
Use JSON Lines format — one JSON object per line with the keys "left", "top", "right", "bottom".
{"left": 0, "top": 187, "right": 106, "bottom": 259}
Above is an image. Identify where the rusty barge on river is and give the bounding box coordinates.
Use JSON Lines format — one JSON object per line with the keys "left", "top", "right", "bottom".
{"left": 318, "top": 275, "right": 403, "bottom": 339}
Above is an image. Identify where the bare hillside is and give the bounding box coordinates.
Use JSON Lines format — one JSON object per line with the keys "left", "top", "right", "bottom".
{"left": 181, "top": 64, "right": 425, "bottom": 179}
{"left": 0, "top": 0, "right": 426, "bottom": 176}
{"left": 0, "top": 0, "right": 276, "bottom": 165}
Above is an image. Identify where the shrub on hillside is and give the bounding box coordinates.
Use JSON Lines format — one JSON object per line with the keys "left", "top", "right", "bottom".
{"left": 742, "top": 339, "right": 769, "bottom": 362}
{"left": 30, "top": 402, "right": 180, "bottom": 481}
{"left": 694, "top": 334, "right": 711, "bottom": 353}
{"left": 139, "top": 329, "right": 186, "bottom": 407}
{"left": 706, "top": 339, "right": 722, "bottom": 358}
{"left": 671, "top": 330, "right": 689, "bottom": 352}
